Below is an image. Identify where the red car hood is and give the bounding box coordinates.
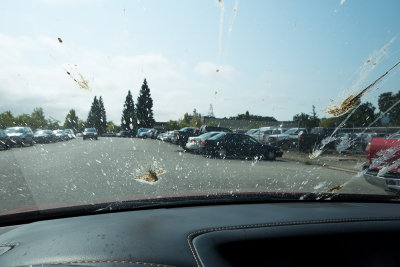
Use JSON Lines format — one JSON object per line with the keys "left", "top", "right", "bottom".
{"left": 367, "top": 138, "right": 400, "bottom": 174}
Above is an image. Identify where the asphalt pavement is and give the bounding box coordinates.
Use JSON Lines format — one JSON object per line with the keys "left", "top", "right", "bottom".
{"left": 0, "top": 137, "right": 387, "bottom": 213}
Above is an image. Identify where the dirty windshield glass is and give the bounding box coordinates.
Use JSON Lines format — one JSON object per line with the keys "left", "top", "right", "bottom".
{"left": 1, "top": 0, "right": 400, "bottom": 214}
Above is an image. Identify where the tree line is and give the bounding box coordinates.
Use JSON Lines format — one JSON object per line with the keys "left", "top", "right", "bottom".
{"left": 2, "top": 88, "right": 400, "bottom": 132}
{"left": 0, "top": 78, "right": 155, "bottom": 133}
{"left": 293, "top": 90, "right": 400, "bottom": 129}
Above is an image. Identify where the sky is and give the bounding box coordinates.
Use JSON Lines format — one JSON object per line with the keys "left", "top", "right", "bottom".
{"left": 0, "top": 0, "right": 400, "bottom": 124}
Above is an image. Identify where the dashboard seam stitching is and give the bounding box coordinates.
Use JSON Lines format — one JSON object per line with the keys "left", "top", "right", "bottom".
{"left": 186, "top": 216, "right": 400, "bottom": 267}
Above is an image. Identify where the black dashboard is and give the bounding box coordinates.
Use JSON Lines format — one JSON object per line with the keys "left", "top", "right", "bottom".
{"left": 1, "top": 201, "right": 400, "bottom": 266}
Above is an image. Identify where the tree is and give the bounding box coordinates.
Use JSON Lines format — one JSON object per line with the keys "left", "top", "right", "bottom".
{"left": 245, "top": 110, "right": 250, "bottom": 120}
{"left": 346, "top": 102, "right": 376, "bottom": 127}
{"left": 378, "top": 91, "right": 400, "bottom": 125}
{"left": 64, "top": 109, "right": 79, "bottom": 132}
{"left": 320, "top": 101, "right": 377, "bottom": 128}
{"left": 293, "top": 106, "right": 320, "bottom": 129}
{"left": 14, "top": 114, "right": 32, "bottom": 127}
{"left": 165, "top": 120, "right": 180, "bottom": 130}
{"left": 86, "top": 96, "right": 106, "bottom": 134}
{"left": 136, "top": 78, "right": 155, "bottom": 128}
{"left": 230, "top": 112, "right": 277, "bottom": 122}
{"left": 87, "top": 96, "right": 99, "bottom": 128}
{"left": 183, "top": 112, "right": 190, "bottom": 125}
{"left": 190, "top": 114, "right": 202, "bottom": 127}
{"left": 0, "top": 111, "right": 15, "bottom": 128}
{"left": 293, "top": 113, "right": 311, "bottom": 128}
{"left": 98, "top": 96, "right": 107, "bottom": 135}
{"left": 30, "top": 107, "right": 48, "bottom": 129}
{"left": 77, "top": 119, "right": 86, "bottom": 132}
{"left": 378, "top": 92, "right": 396, "bottom": 114}
{"left": 47, "top": 117, "right": 61, "bottom": 130}
{"left": 106, "top": 121, "right": 116, "bottom": 132}
{"left": 121, "top": 90, "right": 136, "bottom": 131}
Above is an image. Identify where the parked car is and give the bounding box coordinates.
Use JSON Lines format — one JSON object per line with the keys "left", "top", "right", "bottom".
{"left": 150, "top": 129, "right": 161, "bottom": 139}
{"left": 76, "top": 132, "right": 83, "bottom": 137}
{"left": 64, "top": 129, "right": 76, "bottom": 139}
{"left": 34, "top": 130, "right": 57, "bottom": 143}
{"left": 185, "top": 132, "right": 221, "bottom": 152}
{"left": 199, "top": 132, "right": 283, "bottom": 160}
{"left": 136, "top": 128, "right": 150, "bottom": 138}
{"left": 298, "top": 127, "right": 335, "bottom": 153}
{"left": 0, "top": 129, "right": 12, "bottom": 150}
{"left": 83, "top": 128, "right": 98, "bottom": 140}
{"left": 199, "top": 125, "right": 232, "bottom": 135}
{"left": 102, "top": 132, "right": 117, "bottom": 137}
{"left": 245, "top": 129, "right": 258, "bottom": 136}
{"left": 160, "top": 131, "right": 176, "bottom": 142}
{"left": 138, "top": 129, "right": 158, "bottom": 139}
{"left": 267, "top": 128, "right": 307, "bottom": 149}
{"left": 363, "top": 135, "right": 400, "bottom": 193}
{"left": 232, "top": 129, "right": 246, "bottom": 134}
{"left": 53, "top": 130, "right": 69, "bottom": 141}
{"left": 116, "top": 131, "right": 130, "bottom": 137}
{"left": 5, "top": 127, "right": 34, "bottom": 147}
{"left": 176, "top": 127, "right": 200, "bottom": 148}
{"left": 251, "top": 127, "right": 283, "bottom": 144}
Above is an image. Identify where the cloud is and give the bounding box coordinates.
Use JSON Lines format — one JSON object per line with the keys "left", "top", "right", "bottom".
{"left": 0, "top": 34, "right": 206, "bottom": 123}
{"left": 340, "top": 0, "right": 346, "bottom": 6}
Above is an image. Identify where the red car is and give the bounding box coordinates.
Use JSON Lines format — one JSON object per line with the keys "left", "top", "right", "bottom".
{"left": 364, "top": 135, "right": 400, "bottom": 193}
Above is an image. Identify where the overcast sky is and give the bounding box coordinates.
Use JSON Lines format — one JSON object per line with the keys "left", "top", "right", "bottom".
{"left": 1, "top": 0, "right": 400, "bottom": 124}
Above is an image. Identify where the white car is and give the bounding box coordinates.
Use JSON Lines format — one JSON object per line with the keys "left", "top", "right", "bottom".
{"left": 185, "top": 132, "right": 221, "bottom": 152}
{"left": 267, "top": 128, "right": 307, "bottom": 145}
{"left": 252, "top": 127, "right": 284, "bottom": 144}
{"left": 64, "top": 129, "right": 76, "bottom": 139}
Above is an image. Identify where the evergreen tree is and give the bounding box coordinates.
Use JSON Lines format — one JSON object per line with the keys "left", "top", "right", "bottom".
{"left": 64, "top": 109, "right": 79, "bottom": 132}
{"left": 98, "top": 96, "right": 107, "bottom": 135}
{"left": 136, "top": 79, "right": 155, "bottom": 128}
{"left": 121, "top": 90, "right": 136, "bottom": 131}
{"left": 87, "top": 96, "right": 99, "bottom": 128}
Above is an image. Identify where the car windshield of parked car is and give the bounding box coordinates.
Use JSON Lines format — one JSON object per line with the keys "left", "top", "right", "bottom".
{"left": 1, "top": 1, "right": 400, "bottom": 217}
{"left": 6, "top": 128, "right": 24, "bottom": 134}
{"left": 284, "top": 129, "right": 297, "bottom": 135}
{"left": 209, "top": 132, "right": 226, "bottom": 140}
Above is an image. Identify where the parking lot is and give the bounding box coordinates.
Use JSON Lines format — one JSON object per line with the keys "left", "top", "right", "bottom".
{"left": 0, "top": 137, "right": 387, "bottom": 212}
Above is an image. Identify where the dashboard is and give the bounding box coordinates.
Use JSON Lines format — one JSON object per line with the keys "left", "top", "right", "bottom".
{"left": 1, "top": 201, "right": 400, "bottom": 266}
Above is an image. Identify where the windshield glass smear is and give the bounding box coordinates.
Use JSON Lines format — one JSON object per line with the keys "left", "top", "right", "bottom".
{"left": 1, "top": 0, "right": 400, "bottom": 215}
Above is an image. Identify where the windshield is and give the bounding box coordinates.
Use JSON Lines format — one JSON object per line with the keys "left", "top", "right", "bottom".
{"left": 6, "top": 128, "right": 24, "bottom": 133}
{"left": 209, "top": 132, "right": 226, "bottom": 140}
{"left": 284, "top": 129, "right": 298, "bottom": 135}
{"left": 1, "top": 0, "right": 400, "bottom": 217}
